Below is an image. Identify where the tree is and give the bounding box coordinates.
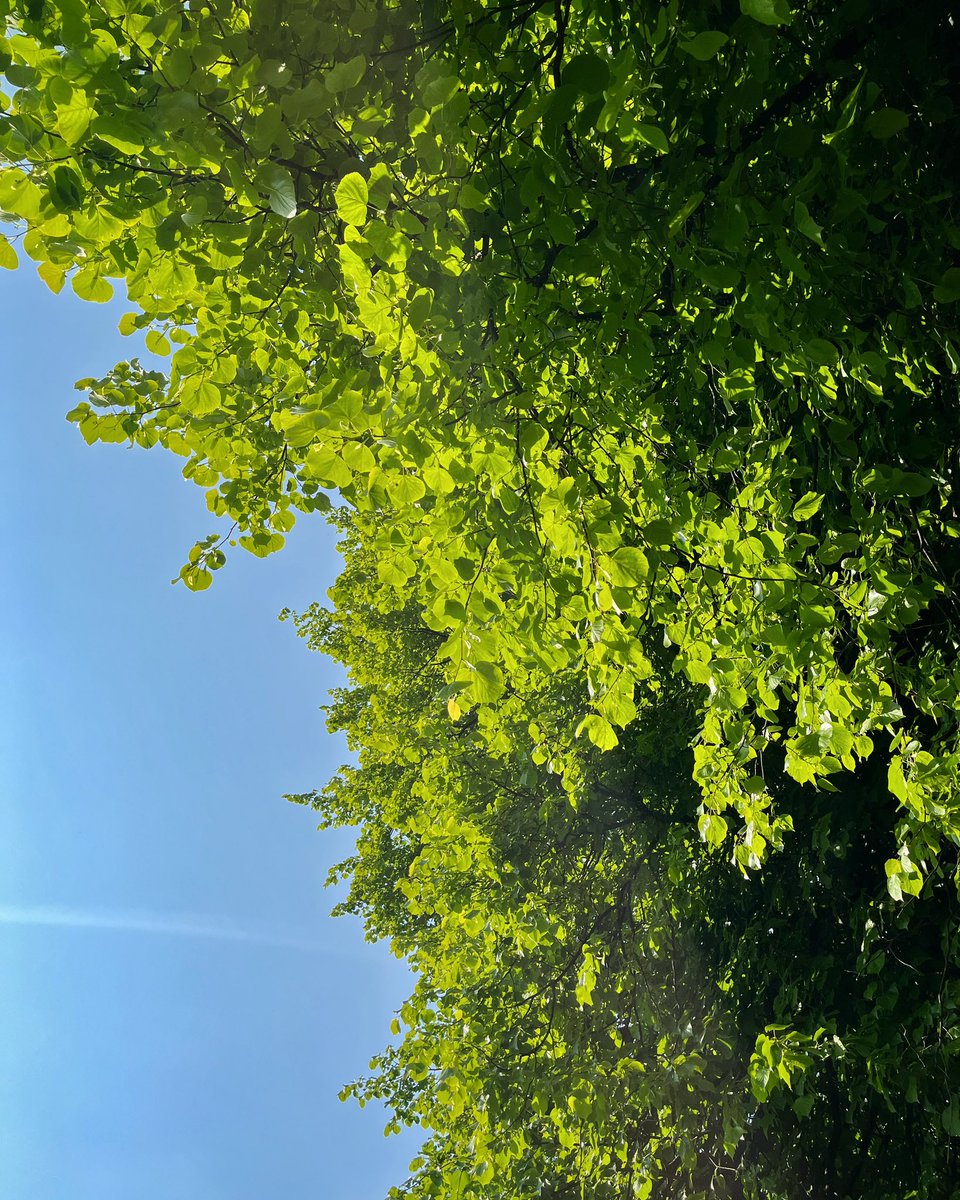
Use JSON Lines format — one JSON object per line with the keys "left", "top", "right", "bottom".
{"left": 285, "top": 515, "right": 960, "bottom": 1199}
{"left": 3, "top": 0, "right": 959, "bottom": 1194}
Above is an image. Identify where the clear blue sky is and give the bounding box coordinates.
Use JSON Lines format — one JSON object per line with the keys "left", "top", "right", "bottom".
{"left": 0, "top": 265, "right": 420, "bottom": 1198}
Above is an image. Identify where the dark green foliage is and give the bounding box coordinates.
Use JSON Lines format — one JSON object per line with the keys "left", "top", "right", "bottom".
{"left": 287, "top": 520, "right": 960, "bottom": 1198}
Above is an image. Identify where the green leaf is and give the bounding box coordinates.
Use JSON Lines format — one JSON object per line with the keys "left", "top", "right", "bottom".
{"left": 258, "top": 58, "right": 294, "bottom": 88}
{"left": 679, "top": 32, "right": 728, "bottom": 61}
{"left": 37, "top": 261, "right": 65, "bottom": 293}
{"left": 804, "top": 338, "right": 838, "bottom": 365}
{"left": 740, "top": 0, "right": 793, "bottom": 24}
{"left": 56, "top": 94, "right": 96, "bottom": 145}
{"left": 635, "top": 124, "right": 669, "bottom": 154}
{"left": 471, "top": 660, "right": 505, "bottom": 703}
{"left": 341, "top": 440, "right": 376, "bottom": 472}
{"left": 49, "top": 165, "right": 84, "bottom": 211}
{"left": 407, "top": 289, "right": 433, "bottom": 329}
{"left": 862, "top": 467, "right": 933, "bottom": 498}
{"left": 799, "top": 603, "right": 834, "bottom": 629}
{"left": 609, "top": 546, "right": 650, "bottom": 585}
{"left": 794, "top": 200, "right": 823, "bottom": 246}
{"left": 74, "top": 207, "right": 123, "bottom": 242}
{"left": 698, "top": 813, "right": 729, "bottom": 847}
{"left": 72, "top": 266, "right": 113, "bottom": 302}
{"left": 240, "top": 531, "right": 286, "bottom": 558}
{"left": 387, "top": 473, "right": 426, "bottom": 505}
{"left": 0, "top": 170, "right": 43, "bottom": 220}
{"left": 0, "top": 234, "right": 18, "bottom": 270}
{"left": 669, "top": 191, "right": 704, "bottom": 237}
{"left": 363, "top": 219, "right": 410, "bottom": 269}
{"left": 420, "top": 466, "right": 453, "bottom": 498}
{"left": 885, "top": 859, "right": 904, "bottom": 901}
{"left": 830, "top": 727, "right": 855, "bottom": 759}
{"left": 261, "top": 164, "right": 297, "bottom": 219}
{"left": 179, "top": 563, "right": 213, "bottom": 591}
{"left": 643, "top": 519, "right": 673, "bottom": 547}
{"left": 92, "top": 113, "right": 149, "bottom": 155}
{"left": 335, "top": 172, "right": 369, "bottom": 227}
{"left": 934, "top": 268, "right": 960, "bottom": 304}
{"left": 942, "top": 1101, "right": 960, "bottom": 1137}
{"left": 145, "top": 329, "right": 171, "bottom": 356}
{"left": 162, "top": 48, "right": 194, "bottom": 88}
{"left": 561, "top": 52, "right": 611, "bottom": 94}
{"left": 865, "top": 108, "right": 909, "bottom": 140}
{"left": 180, "top": 377, "right": 220, "bottom": 415}
{"left": 51, "top": 0, "right": 88, "bottom": 44}
{"left": 792, "top": 492, "right": 824, "bottom": 521}
{"left": 458, "top": 183, "right": 488, "bottom": 211}
{"left": 685, "top": 660, "right": 713, "bottom": 686}
{"left": 894, "top": 472, "right": 934, "bottom": 498}
{"left": 420, "top": 70, "right": 459, "bottom": 108}
{"left": 305, "top": 446, "right": 353, "bottom": 488}
{"left": 824, "top": 75, "right": 864, "bottom": 144}
{"left": 794, "top": 1094, "right": 814, "bottom": 1119}
{"left": 325, "top": 54, "right": 366, "bottom": 94}
{"left": 576, "top": 714, "right": 619, "bottom": 750}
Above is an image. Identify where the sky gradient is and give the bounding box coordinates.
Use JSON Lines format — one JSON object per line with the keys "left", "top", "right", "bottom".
{"left": 0, "top": 265, "right": 420, "bottom": 1198}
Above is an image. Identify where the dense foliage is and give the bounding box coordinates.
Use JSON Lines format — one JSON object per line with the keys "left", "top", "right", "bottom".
{"left": 2, "top": 0, "right": 959, "bottom": 1194}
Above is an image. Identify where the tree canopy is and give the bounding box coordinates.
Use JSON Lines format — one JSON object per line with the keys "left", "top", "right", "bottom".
{"left": 2, "top": 0, "right": 959, "bottom": 1195}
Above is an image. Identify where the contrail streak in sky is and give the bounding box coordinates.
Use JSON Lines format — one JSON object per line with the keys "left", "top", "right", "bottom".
{"left": 0, "top": 902, "right": 357, "bottom": 956}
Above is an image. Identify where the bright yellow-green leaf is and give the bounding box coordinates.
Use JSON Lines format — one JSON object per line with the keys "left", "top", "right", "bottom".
{"left": 72, "top": 266, "right": 113, "bottom": 302}
{"left": 37, "top": 260, "right": 65, "bottom": 293}
{"left": 609, "top": 546, "right": 650, "bottom": 585}
{"left": 576, "top": 714, "right": 619, "bottom": 750}
{"left": 335, "top": 172, "right": 369, "bottom": 226}
{"left": 305, "top": 446, "right": 353, "bottom": 488}
{"left": 792, "top": 491, "right": 824, "bottom": 521}
{"left": 0, "top": 234, "right": 18, "bottom": 270}
{"left": 387, "top": 473, "right": 426, "bottom": 505}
